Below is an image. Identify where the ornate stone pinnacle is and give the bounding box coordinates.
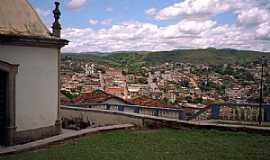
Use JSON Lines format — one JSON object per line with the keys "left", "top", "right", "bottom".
{"left": 52, "top": 2, "right": 62, "bottom": 38}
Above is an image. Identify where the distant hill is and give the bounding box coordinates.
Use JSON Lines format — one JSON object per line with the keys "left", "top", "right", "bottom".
{"left": 143, "top": 48, "right": 270, "bottom": 65}
{"left": 62, "top": 48, "right": 270, "bottom": 66}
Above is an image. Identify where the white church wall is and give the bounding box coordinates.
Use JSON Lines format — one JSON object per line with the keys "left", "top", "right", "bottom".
{"left": 0, "top": 44, "right": 58, "bottom": 131}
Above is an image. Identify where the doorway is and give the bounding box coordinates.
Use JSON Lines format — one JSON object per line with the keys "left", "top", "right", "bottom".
{"left": 0, "top": 70, "right": 7, "bottom": 145}
{"left": 0, "top": 60, "right": 18, "bottom": 146}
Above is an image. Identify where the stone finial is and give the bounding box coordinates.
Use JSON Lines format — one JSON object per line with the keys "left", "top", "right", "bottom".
{"left": 52, "top": 2, "right": 62, "bottom": 38}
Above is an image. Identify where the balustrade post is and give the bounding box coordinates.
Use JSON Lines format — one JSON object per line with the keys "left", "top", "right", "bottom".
{"left": 244, "top": 108, "right": 247, "bottom": 121}
{"left": 237, "top": 108, "right": 241, "bottom": 121}
{"left": 232, "top": 108, "right": 236, "bottom": 121}
{"left": 247, "top": 107, "right": 250, "bottom": 121}
{"left": 264, "top": 106, "right": 270, "bottom": 122}
{"left": 248, "top": 107, "right": 252, "bottom": 121}
{"left": 256, "top": 107, "right": 259, "bottom": 121}
{"left": 252, "top": 107, "right": 256, "bottom": 121}
{"left": 211, "top": 104, "right": 220, "bottom": 119}
{"left": 262, "top": 108, "right": 265, "bottom": 122}
{"left": 154, "top": 109, "right": 160, "bottom": 116}
{"left": 118, "top": 105, "right": 124, "bottom": 111}
{"left": 106, "top": 104, "right": 111, "bottom": 110}
{"left": 134, "top": 107, "right": 139, "bottom": 113}
{"left": 178, "top": 110, "right": 186, "bottom": 120}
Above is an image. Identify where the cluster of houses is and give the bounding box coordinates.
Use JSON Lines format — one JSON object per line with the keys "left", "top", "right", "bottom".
{"left": 60, "top": 58, "right": 266, "bottom": 110}
{"left": 61, "top": 61, "right": 249, "bottom": 105}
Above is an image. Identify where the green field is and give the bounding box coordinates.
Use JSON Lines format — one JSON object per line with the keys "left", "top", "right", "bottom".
{"left": 1, "top": 128, "right": 270, "bottom": 160}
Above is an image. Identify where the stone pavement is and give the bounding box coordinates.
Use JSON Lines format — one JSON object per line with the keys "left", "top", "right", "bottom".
{"left": 0, "top": 124, "right": 135, "bottom": 155}
{"left": 207, "top": 120, "right": 270, "bottom": 126}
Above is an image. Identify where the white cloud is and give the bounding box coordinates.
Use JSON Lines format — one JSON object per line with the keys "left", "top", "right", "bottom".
{"left": 150, "top": 0, "right": 269, "bottom": 21}
{"left": 101, "top": 19, "right": 112, "bottom": 25}
{"left": 145, "top": 8, "right": 157, "bottom": 17}
{"left": 237, "top": 8, "right": 270, "bottom": 27}
{"left": 88, "top": 19, "right": 113, "bottom": 26}
{"left": 89, "top": 19, "right": 99, "bottom": 25}
{"left": 62, "top": 19, "right": 270, "bottom": 53}
{"left": 167, "top": 20, "right": 216, "bottom": 35}
{"left": 256, "top": 22, "right": 270, "bottom": 40}
{"left": 62, "top": 0, "right": 270, "bottom": 52}
{"left": 67, "top": 0, "right": 87, "bottom": 10}
{"left": 153, "top": 0, "right": 231, "bottom": 20}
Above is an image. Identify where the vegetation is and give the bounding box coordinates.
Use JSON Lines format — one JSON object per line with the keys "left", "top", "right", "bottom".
{"left": 2, "top": 128, "right": 270, "bottom": 160}
{"left": 212, "top": 65, "right": 255, "bottom": 81}
{"left": 61, "top": 90, "right": 80, "bottom": 100}
{"left": 180, "top": 80, "right": 190, "bottom": 88}
{"left": 62, "top": 48, "right": 270, "bottom": 67}
{"left": 106, "top": 52, "right": 146, "bottom": 74}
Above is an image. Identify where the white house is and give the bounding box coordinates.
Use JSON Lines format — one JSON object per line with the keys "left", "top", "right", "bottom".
{"left": 0, "top": 0, "right": 68, "bottom": 145}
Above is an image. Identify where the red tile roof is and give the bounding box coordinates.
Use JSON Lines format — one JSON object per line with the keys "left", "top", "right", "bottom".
{"left": 105, "top": 87, "right": 124, "bottom": 94}
{"left": 73, "top": 90, "right": 130, "bottom": 105}
{"left": 130, "top": 96, "right": 177, "bottom": 109}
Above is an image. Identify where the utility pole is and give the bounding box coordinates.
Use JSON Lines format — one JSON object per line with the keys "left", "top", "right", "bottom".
{"left": 206, "top": 67, "right": 209, "bottom": 89}
{"left": 258, "top": 56, "right": 265, "bottom": 125}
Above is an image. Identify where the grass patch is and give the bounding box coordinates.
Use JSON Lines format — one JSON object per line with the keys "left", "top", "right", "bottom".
{"left": 1, "top": 128, "right": 270, "bottom": 160}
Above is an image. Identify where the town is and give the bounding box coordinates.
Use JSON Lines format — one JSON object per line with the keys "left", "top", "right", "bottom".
{"left": 1, "top": 0, "right": 270, "bottom": 159}
{"left": 60, "top": 52, "right": 270, "bottom": 108}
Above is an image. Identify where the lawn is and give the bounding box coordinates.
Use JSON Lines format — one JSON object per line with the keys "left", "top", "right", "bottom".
{"left": 1, "top": 128, "right": 270, "bottom": 160}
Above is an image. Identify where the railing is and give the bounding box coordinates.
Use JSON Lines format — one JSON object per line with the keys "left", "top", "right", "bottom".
{"left": 68, "top": 102, "right": 270, "bottom": 124}
{"left": 69, "top": 103, "right": 185, "bottom": 120}
{"left": 192, "top": 103, "right": 270, "bottom": 123}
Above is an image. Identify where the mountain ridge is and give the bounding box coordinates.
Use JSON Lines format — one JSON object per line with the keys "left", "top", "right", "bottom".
{"left": 62, "top": 48, "right": 270, "bottom": 65}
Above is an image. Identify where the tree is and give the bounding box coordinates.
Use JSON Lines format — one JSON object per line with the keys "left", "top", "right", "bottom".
{"left": 180, "top": 80, "right": 190, "bottom": 88}
{"left": 194, "top": 97, "right": 203, "bottom": 104}
{"left": 61, "top": 90, "right": 78, "bottom": 100}
{"left": 185, "top": 96, "right": 192, "bottom": 103}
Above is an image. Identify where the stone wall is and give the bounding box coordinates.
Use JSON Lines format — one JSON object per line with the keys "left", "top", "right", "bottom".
{"left": 61, "top": 106, "right": 144, "bottom": 128}
{"left": 61, "top": 106, "right": 270, "bottom": 135}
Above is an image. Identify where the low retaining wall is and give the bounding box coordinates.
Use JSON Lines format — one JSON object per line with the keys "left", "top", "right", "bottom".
{"left": 61, "top": 106, "right": 270, "bottom": 135}
{"left": 61, "top": 106, "right": 145, "bottom": 128}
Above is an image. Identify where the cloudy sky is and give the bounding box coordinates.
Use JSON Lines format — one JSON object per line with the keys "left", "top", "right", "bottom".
{"left": 30, "top": 0, "right": 270, "bottom": 52}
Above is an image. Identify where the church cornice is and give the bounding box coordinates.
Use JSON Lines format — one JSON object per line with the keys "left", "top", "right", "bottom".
{"left": 0, "top": 34, "right": 69, "bottom": 48}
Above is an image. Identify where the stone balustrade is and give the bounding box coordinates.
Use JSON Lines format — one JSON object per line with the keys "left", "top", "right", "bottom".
{"left": 68, "top": 103, "right": 185, "bottom": 120}
{"left": 194, "top": 103, "right": 270, "bottom": 122}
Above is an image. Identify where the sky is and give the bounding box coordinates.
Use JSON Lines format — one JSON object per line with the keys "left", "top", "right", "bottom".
{"left": 30, "top": 0, "right": 270, "bottom": 53}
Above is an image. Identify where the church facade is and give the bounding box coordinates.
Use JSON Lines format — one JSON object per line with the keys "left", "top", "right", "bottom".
{"left": 0, "top": 0, "right": 68, "bottom": 145}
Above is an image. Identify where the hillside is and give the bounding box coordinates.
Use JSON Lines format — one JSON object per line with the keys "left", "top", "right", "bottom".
{"left": 143, "top": 48, "right": 270, "bottom": 65}
{"left": 62, "top": 48, "right": 270, "bottom": 66}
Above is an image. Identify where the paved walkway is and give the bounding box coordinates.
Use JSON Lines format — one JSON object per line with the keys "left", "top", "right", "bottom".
{"left": 208, "top": 120, "right": 270, "bottom": 126}
{"left": 0, "top": 124, "right": 134, "bottom": 155}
